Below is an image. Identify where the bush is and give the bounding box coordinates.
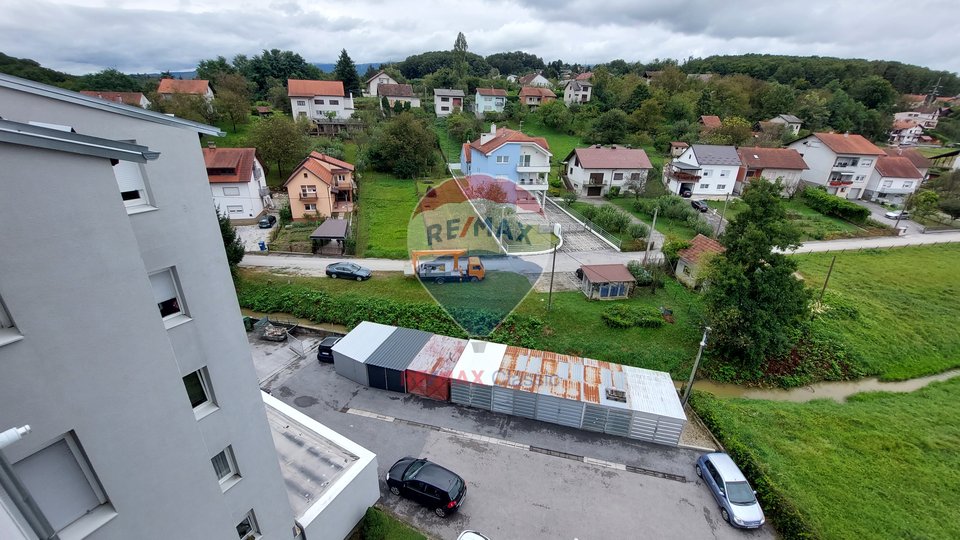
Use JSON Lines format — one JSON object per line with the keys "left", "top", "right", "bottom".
{"left": 561, "top": 190, "right": 578, "bottom": 206}
{"left": 278, "top": 203, "right": 292, "bottom": 223}
{"left": 626, "top": 222, "right": 650, "bottom": 240}
{"left": 801, "top": 187, "right": 871, "bottom": 223}
{"left": 662, "top": 239, "right": 691, "bottom": 266}
{"left": 626, "top": 260, "right": 653, "bottom": 285}
{"left": 603, "top": 186, "right": 621, "bottom": 200}
{"left": 592, "top": 205, "right": 631, "bottom": 233}
{"left": 579, "top": 204, "right": 598, "bottom": 221}
{"left": 601, "top": 304, "right": 664, "bottom": 329}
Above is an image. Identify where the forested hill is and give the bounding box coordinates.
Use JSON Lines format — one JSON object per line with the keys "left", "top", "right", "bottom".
{"left": 681, "top": 54, "right": 959, "bottom": 96}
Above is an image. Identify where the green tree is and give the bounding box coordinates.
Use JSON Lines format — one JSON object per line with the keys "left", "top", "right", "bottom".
{"left": 939, "top": 199, "right": 960, "bottom": 221}
{"left": 245, "top": 115, "right": 310, "bottom": 177}
{"left": 756, "top": 82, "right": 796, "bottom": 119}
{"left": 587, "top": 109, "right": 629, "bottom": 144}
{"left": 536, "top": 99, "right": 572, "bottom": 131}
{"left": 333, "top": 49, "right": 361, "bottom": 97}
{"left": 213, "top": 73, "right": 252, "bottom": 132}
{"left": 623, "top": 82, "right": 651, "bottom": 113}
{"left": 849, "top": 75, "right": 897, "bottom": 111}
{"left": 366, "top": 112, "right": 438, "bottom": 178}
{"left": 453, "top": 32, "right": 469, "bottom": 81}
{"left": 196, "top": 56, "right": 237, "bottom": 81}
{"left": 707, "top": 116, "right": 753, "bottom": 146}
{"left": 703, "top": 179, "right": 810, "bottom": 371}
{"left": 217, "top": 206, "right": 245, "bottom": 277}
{"left": 446, "top": 111, "right": 481, "bottom": 143}
{"left": 162, "top": 93, "right": 215, "bottom": 123}
{"left": 239, "top": 49, "right": 322, "bottom": 100}
{"left": 76, "top": 68, "right": 142, "bottom": 92}
{"left": 908, "top": 190, "right": 940, "bottom": 223}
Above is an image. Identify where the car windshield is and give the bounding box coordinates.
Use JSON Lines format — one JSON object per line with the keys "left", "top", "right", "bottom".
{"left": 448, "top": 476, "right": 465, "bottom": 499}
{"left": 403, "top": 459, "right": 427, "bottom": 481}
{"left": 726, "top": 481, "right": 756, "bottom": 505}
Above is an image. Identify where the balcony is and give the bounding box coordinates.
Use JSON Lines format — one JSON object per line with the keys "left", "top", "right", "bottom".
{"left": 667, "top": 169, "right": 701, "bottom": 182}
{"left": 299, "top": 192, "right": 319, "bottom": 201}
{"left": 333, "top": 200, "right": 354, "bottom": 213}
{"left": 330, "top": 179, "right": 353, "bottom": 192}
{"left": 516, "top": 164, "right": 551, "bottom": 173}
{"left": 517, "top": 177, "right": 548, "bottom": 190}
{"left": 828, "top": 174, "right": 854, "bottom": 187}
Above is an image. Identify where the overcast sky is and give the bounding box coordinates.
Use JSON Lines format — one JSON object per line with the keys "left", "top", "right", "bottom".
{"left": 2, "top": 0, "right": 957, "bottom": 75}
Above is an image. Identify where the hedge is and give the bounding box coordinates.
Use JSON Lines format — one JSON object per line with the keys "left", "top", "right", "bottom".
{"left": 801, "top": 187, "right": 871, "bottom": 223}
{"left": 600, "top": 304, "right": 664, "bottom": 329}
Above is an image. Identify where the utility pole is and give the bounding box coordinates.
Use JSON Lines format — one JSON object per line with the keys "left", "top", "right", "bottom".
{"left": 816, "top": 255, "right": 837, "bottom": 311}
{"left": 547, "top": 228, "right": 559, "bottom": 312}
{"left": 714, "top": 193, "right": 730, "bottom": 237}
{"left": 681, "top": 327, "right": 711, "bottom": 406}
{"left": 642, "top": 206, "right": 659, "bottom": 265}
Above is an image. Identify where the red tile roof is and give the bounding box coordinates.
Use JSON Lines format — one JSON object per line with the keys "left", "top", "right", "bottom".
{"left": 812, "top": 132, "right": 885, "bottom": 155}
{"left": 580, "top": 264, "right": 635, "bottom": 283}
{"left": 670, "top": 141, "right": 689, "bottom": 148}
{"left": 287, "top": 79, "right": 345, "bottom": 97}
{"left": 284, "top": 152, "right": 354, "bottom": 187}
{"left": 699, "top": 115, "right": 722, "bottom": 129}
{"left": 157, "top": 79, "right": 210, "bottom": 95}
{"left": 736, "top": 147, "right": 808, "bottom": 170}
{"left": 78, "top": 91, "right": 146, "bottom": 106}
{"left": 308, "top": 151, "right": 354, "bottom": 171}
{"left": 678, "top": 234, "right": 724, "bottom": 264}
{"left": 570, "top": 146, "right": 652, "bottom": 170}
{"left": 874, "top": 156, "right": 922, "bottom": 179}
{"left": 518, "top": 73, "right": 546, "bottom": 85}
{"left": 575, "top": 72, "right": 593, "bottom": 81}
{"left": 377, "top": 83, "right": 414, "bottom": 97}
{"left": 203, "top": 147, "right": 256, "bottom": 183}
{"left": 468, "top": 127, "right": 550, "bottom": 155}
{"left": 882, "top": 147, "right": 932, "bottom": 170}
{"left": 476, "top": 87, "right": 507, "bottom": 97}
{"left": 519, "top": 86, "right": 556, "bottom": 99}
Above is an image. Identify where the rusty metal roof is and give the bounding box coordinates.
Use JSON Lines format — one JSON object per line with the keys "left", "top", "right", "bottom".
{"left": 406, "top": 334, "right": 468, "bottom": 377}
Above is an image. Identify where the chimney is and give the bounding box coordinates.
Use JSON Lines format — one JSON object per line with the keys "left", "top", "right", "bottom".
{"left": 480, "top": 123, "right": 497, "bottom": 145}
{"left": 207, "top": 141, "right": 216, "bottom": 149}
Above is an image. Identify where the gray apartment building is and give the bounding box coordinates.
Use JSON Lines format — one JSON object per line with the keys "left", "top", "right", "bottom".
{"left": 0, "top": 74, "right": 377, "bottom": 540}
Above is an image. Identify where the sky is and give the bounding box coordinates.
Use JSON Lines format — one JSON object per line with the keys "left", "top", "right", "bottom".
{"left": 2, "top": 0, "right": 957, "bottom": 75}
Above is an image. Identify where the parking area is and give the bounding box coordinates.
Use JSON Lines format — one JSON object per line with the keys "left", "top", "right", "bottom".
{"left": 236, "top": 220, "right": 275, "bottom": 252}
{"left": 251, "top": 334, "right": 775, "bottom": 540}
{"left": 853, "top": 199, "right": 921, "bottom": 234}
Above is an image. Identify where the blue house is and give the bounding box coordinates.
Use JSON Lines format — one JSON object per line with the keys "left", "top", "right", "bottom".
{"left": 459, "top": 125, "right": 552, "bottom": 204}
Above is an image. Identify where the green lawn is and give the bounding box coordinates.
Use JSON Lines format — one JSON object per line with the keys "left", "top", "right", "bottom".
{"left": 352, "top": 507, "right": 426, "bottom": 540}
{"left": 434, "top": 117, "right": 462, "bottom": 164}
{"left": 705, "top": 198, "right": 890, "bottom": 241}
{"left": 269, "top": 219, "right": 324, "bottom": 253}
{"left": 796, "top": 244, "right": 960, "bottom": 380}
{"left": 608, "top": 197, "right": 704, "bottom": 242}
{"left": 355, "top": 172, "right": 422, "bottom": 259}
{"left": 691, "top": 378, "right": 960, "bottom": 540}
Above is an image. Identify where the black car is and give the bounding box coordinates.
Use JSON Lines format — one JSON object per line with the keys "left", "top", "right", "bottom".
{"left": 691, "top": 200, "right": 709, "bottom": 213}
{"left": 386, "top": 457, "right": 466, "bottom": 517}
{"left": 326, "top": 262, "right": 372, "bottom": 281}
{"left": 316, "top": 336, "right": 341, "bottom": 363}
{"left": 680, "top": 188, "right": 693, "bottom": 198}
{"left": 258, "top": 215, "right": 277, "bottom": 228}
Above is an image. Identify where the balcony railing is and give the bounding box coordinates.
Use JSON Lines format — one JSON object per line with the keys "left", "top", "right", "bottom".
{"left": 667, "top": 170, "right": 701, "bottom": 182}
{"left": 299, "top": 192, "right": 318, "bottom": 201}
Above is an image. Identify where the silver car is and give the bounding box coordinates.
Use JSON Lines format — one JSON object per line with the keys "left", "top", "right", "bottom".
{"left": 696, "top": 453, "right": 765, "bottom": 529}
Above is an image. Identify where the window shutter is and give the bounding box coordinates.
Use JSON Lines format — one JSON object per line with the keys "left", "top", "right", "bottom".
{"left": 149, "top": 270, "right": 177, "bottom": 303}
{"left": 13, "top": 439, "right": 102, "bottom": 531}
{"left": 113, "top": 161, "right": 144, "bottom": 193}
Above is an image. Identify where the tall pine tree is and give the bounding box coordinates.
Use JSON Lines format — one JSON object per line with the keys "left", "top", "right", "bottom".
{"left": 334, "top": 49, "right": 361, "bottom": 97}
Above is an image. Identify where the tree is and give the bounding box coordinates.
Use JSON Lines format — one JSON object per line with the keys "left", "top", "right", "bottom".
{"left": 245, "top": 115, "right": 310, "bottom": 177}
{"left": 239, "top": 49, "right": 322, "bottom": 100}
{"left": 453, "top": 32, "right": 469, "bottom": 80}
{"left": 707, "top": 116, "right": 753, "bottom": 146}
{"left": 76, "top": 69, "right": 142, "bottom": 92}
{"left": 366, "top": 112, "right": 438, "bottom": 178}
{"left": 213, "top": 73, "right": 252, "bottom": 132}
{"left": 587, "top": 109, "right": 629, "bottom": 144}
{"left": 333, "top": 49, "right": 361, "bottom": 97}
{"left": 908, "top": 190, "right": 940, "bottom": 223}
{"left": 446, "top": 111, "right": 481, "bottom": 143}
{"left": 623, "top": 82, "right": 651, "bottom": 113}
{"left": 939, "top": 199, "right": 960, "bottom": 221}
{"left": 703, "top": 179, "right": 810, "bottom": 370}
{"left": 536, "top": 99, "right": 572, "bottom": 132}
{"left": 756, "top": 82, "right": 796, "bottom": 120}
{"left": 217, "top": 206, "right": 245, "bottom": 277}
{"left": 196, "top": 56, "right": 237, "bottom": 81}
{"left": 849, "top": 75, "right": 897, "bottom": 111}
{"left": 485, "top": 51, "right": 545, "bottom": 77}
{"left": 624, "top": 173, "right": 646, "bottom": 200}
{"left": 162, "top": 93, "right": 215, "bottom": 123}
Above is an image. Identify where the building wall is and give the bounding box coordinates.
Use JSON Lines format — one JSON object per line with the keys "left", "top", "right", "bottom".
{"left": 474, "top": 93, "right": 505, "bottom": 117}
{"left": 366, "top": 74, "right": 397, "bottom": 97}
{"left": 210, "top": 175, "right": 265, "bottom": 221}
{"left": 563, "top": 85, "right": 591, "bottom": 105}
{"left": 465, "top": 144, "right": 522, "bottom": 182}
{"left": 285, "top": 168, "right": 335, "bottom": 220}
{"left": 0, "top": 88, "right": 295, "bottom": 539}
{"left": 568, "top": 164, "right": 648, "bottom": 196}
{"left": 864, "top": 171, "right": 919, "bottom": 203}
{"left": 434, "top": 95, "right": 463, "bottom": 116}
{"left": 291, "top": 95, "right": 355, "bottom": 120}
{"left": 384, "top": 96, "right": 421, "bottom": 108}
{"left": 788, "top": 138, "right": 879, "bottom": 199}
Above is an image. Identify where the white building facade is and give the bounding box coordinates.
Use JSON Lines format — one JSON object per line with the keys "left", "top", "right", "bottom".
{"left": 565, "top": 146, "right": 652, "bottom": 197}
{"left": 288, "top": 79, "right": 355, "bottom": 121}
{"left": 433, "top": 89, "right": 465, "bottom": 117}
{"left": 474, "top": 88, "right": 507, "bottom": 118}
{"left": 665, "top": 144, "right": 741, "bottom": 199}
{"left": 204, "top": 146, "right": 269, "bottom": 222}
{"left": 788, "top": 133, "right": 884, "bottom": 200}
{"left": 563, "top": 80, "right": 592, "bottom": 105}
{"left": 863, "top": 156, "right": 923, "bottom": 205}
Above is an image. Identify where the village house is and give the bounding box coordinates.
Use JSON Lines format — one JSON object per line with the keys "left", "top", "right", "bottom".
{"left": 765, "top": 114, "right": 803, "bottom": 136}
{"left": 666, "top": 144, "right": 741, "bottom": 199}
{"left": 156, "top": 78, "right": 214, "bottom": 101}
{"left": 883, "top": 147, "right": 932, "bottom": 179}
{"left": 364, "top": 70, "right": 399, "bottom": 97}
{"left": 669, "top": 141, "right": 689, "bottom": 157}
{"left": 562, "top": 80, "right": 592, "bottom": 105}
{"left": 283, "top": 152, "right": 355, "bottom": 220}
{"left": 787, "top": 132, "right": 884, "bottom": 200}
{"left": 460, "top": 124, "right": 551, "bottom": 204}
{"left": 675, "top": 234, "right": 725, "bottom": 288}
{"left": 378, "top": 83, "right": 420, "bottom": 108}
{"left": 518, "top": 72, "right": 551, "bottom": 87}
{"left": 735, "top": 146, "right": 809, "bottom": 195}
{"left": 863, "top": 156, "right": 923, "bottom": 205}
{"left": 519, "top": 86, "right": 556, "bottom": 109}
{"left": 699, "top": 115, "right": 722, "bottom": 132}
{"left": 433, "top": 88, "right": 465, "bottom": 116}
{"left": 564, "top": 145, "right": 653, "bottom": 197}
{"left": 888, "top": 119, "right": 925, "bottom": 146}
{"left": 287, "top": 79, "right": 356, "bottom": 134}
{"left": 203, "top": 144, "right": 270, "bottom": 222}
{"left": 79, "top": 90, "right": 151, "bottom": 108}
{"left": 474, "top": 88, "right": 507, "bottom": 118}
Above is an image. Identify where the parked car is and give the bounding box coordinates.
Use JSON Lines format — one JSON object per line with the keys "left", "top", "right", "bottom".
{"left": 316, "top": 336, "right": 342, "bottom": 363}
{"left": 457, "top": 532, "right": 490, "bottom": 540}
{"left": 696, "top": 453, "right": 765, "bottom": 529}
{"left": 884, "top": 209, "right": 910, "bottom": 220}
{"left": 325, "top": 262, "right": 372, "bottom": 281}
{"left": 691, "top": 200, "right": 709, "bottom": 213}
{"left": 258, "top": 215, "right": 277, "bottom": 228}
{"left": 386, "top": 457, "right": 467, "bottom": 517}
{"left": 680, "top": 188, "right": 693, "bottom": 198}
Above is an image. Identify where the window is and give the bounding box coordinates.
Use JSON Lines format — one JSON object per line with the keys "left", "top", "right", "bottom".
{"left": 699, "top": 183, "right": 710, "bottom": 189}
{"left": 855, "top": 175, "right": 865, "bottom": 182}
{"left": 211, "top": 446, "right": 241, "bottom": 490}
{"left": 569, "top": 167, "right": 574, "bottom": 174}
{"left": 902, "top": 181, "right": 913, "bottom": 189}
{"left": 297, "top": 112, "right": 306, "bottom": 118}
{"left": 330, "top": 99, "right": 339, "bottom": 105}
{"left": 719, "top": 170, "right": 729, "bottom": 177}
{"left": 314, "top": 99, "right": 322, "bottom": 105}
{"left": 496, "top": 156, "right": 509, "bottom": 164}
{"left": 304, "top": 203, "right": 317, "bottom": 211}
{"left": 882, "top": 180, "right": 893, "bottom": 188}
{"left": 113, "top": 160, "right": 150, "bottom": 209}
{"left": 183, "top": 367, "right": 217, "bottom": 418}
{"left": 701, "top": 169, "right": 712, "bottom": 177}
{"left": 149, "top": 268, "right": 186, "bottom": 322}
{"left": 440, "top": 97, "right": 449, "bottom": 102}
{"left": 226, "top": 205, "right": 243, "bottom": 215}
{"left": 613, "top": 173, "right": 624, "bottom": 181}
{"left": 717, "top": 184, "right": 726, "bottom": 189}
{"left": 236, "top": 510, "right": 260, "bottom": 539}
{"left": 861, "top": 159, "right": 873, "bottom": 167}
{"left": 296, "top": 100, "right": 306, "bottom": 106}
{"left": 13, "top": 433, "right": 113, "bottom": 534}
{"left": 440, "top": 106, "right": 449, "bottom": 111}
{"left": 222, "top": 186, "right": 240, "bottom": 196}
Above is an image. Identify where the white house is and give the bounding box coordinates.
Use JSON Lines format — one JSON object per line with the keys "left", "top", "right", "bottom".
{"left": 863, "top": 156, "right": 923, "bottom": 204}
{"left": 888, "top": 119, "right": 925, "bottom": 145}
{"left": 378, "top": 83, "right": 420, "bottom": 108}
{"left": 434, "top": 88, "right": 465, "bottom": 116}
{"left": 766, "top": 114, "right": 803, "bottom": 136}
{"left": 79, "top": 90, "right": 151, "bottom": 108}
{"left": 288, "top": 79, "right": 355, "bottom": 121}
{"left": 474, "top": 88, "right": 507, "bottom": 118}
{"left": 203, "top": 145, "right": 270, "bottom": 222}
{"left": 157, "top": 78, "right": 214, "bottom": 101}
{"left": 883, "top": 147, "right": 932, "bottom": 179}
{"left": 364, "top": 70, "right": 398, "bottom": 97}
{"left": 665, "top": 144, "right": 742, "bottom": 199}
{"left": 518, "top": 73, "right": 551, "bottom": 87}
{"left": 460, "top": 124, "right": 551, "bottom": 204}
{"left": 735, "top": 147, "right": 809, "bottom": 195}
{"left": 563, "top": 80, "right": 592, "bottom": 105}
{"left": 564, "top": 145, "right": 653, "bottom": 197}
{"left": 788, "top": 132, "right": 885, "bottom": 200}
{"left": 894, "top": 110, "right": 939, "bottom": 129}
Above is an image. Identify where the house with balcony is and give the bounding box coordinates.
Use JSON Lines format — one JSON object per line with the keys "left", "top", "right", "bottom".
{"left": 283, "top": 152, "right": 355, "bottom": 220}
{"left": 735, "top": 146, "right": 809, "bottom": 195}
{"left": 863, "top": 156, "right": 923, "bottom": 204}
{"left": 364, "top": 70, "right": 398, "bottom": 97}
{"left": 888, "top": 119, "right": 925, "bottom": 146}
{"left": 787, "top": 132, "right": 885, "bottom": 199}
{"left": 460, "top": 124, "right": 552, "bottom": 204}
{"left": 474, "top": 88, "right": 507, "bottom": 118}
{"left": 434, "top": 88, "right": 465, "bottom": 116}
{"left": 562, "top": 80, "right": 592, "bottom": 105}
{"left": 157, "top": 78, "right": 214, "bottom": 101}
{"left": 203, "top": 144, "right": 270, "bottom": 223}
{"left": 79, "top": 90, "right": 151, "bottom": 108}
{"left": 519, "top": 86, "right": 556, "bottom": 110}
{"left": 665, "top": 144, "right": 741, "bottom": 198}
{"left": 378, "top": 83, "right": 420, "bottom": 108}
{"left": 894, "top": 110, "right": 939, "bottom": 129}
{"left": 564, "top": 145, "right": 652, "bottom": 197}
{"left": 288, "top": 79, "right": 357, "bottom": 134}
{"left": 765, "top": 114, "right": 803, "bottom": 136}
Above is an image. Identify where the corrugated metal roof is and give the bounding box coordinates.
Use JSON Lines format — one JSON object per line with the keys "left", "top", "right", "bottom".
{"left": 624, "top": 367, "right": 686, "bottom": 420}
{"left": 331, "top": 321, "right": 396, "bottom": 363}
{"left": 364, "top": 327, "right": 433, "bottom": 370}
{"left": 406, "top": 335, "right": 468, "bottom": 376}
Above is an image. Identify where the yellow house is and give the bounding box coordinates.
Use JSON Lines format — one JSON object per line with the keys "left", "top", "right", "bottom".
{"left": 283, "top": 152, "right": 355, "bottom": 220}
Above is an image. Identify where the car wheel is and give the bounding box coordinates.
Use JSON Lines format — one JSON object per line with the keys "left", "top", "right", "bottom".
{"left": 695, "top": 465, "right": 703, "bottom": 478}
{"left": 356, "top": 276, "right": 363, "bottom": 281}
{"left": 390, "top": 486, "right": 400, "bottom": 496}
{"left": 470, "top": 276, "right": 479, "bottom": 282}
{"left": 435, "top": 278, "right": 445, "bottom": 284}
{"left": 330, "top": 273, "right": 337, "bottom": 279}
{"left": 721, "top": 508, "right": 730, "bottom": 523}
{"left": 434, "top": 507, "right": 447, "bottom": 518}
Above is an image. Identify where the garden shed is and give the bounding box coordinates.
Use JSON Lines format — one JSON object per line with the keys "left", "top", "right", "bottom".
{"left": 331, "top": 321, "right": 397, "bottom": 386}
{"left": 675, "top": 234, "right": 724, "bottom": 288}
{"left": 364, "top": 327, "right": 433, "bottom": 392}
{"left": 405, "top": 334, "right": 469, "bottom": 401}
{"left": 449, "top": 340, "right": 507, "bottom": 410}
{"left": 578, "top": 264, "right": 635, "bottom": 300}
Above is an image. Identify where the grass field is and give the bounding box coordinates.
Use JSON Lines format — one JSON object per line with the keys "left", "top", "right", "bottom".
{"left": 796, "top": 244, "right": 960, "bottom": 380}
{"left": 434, "top": 117, "right": 462, "bottom": 164}
{"left": 351, "top": 507, "right": 426, "bottom": 540}
{"left": 607, "top": 197, "right": 704, "bottom": 242}
{"left": 705, "top": 198, "right": 890, "bottom": 241}
{"left": 356, "top": 172, "right": 421, "bottom": 258}
{"left": 692, "top": 377, "right": 960, "bottom": 540}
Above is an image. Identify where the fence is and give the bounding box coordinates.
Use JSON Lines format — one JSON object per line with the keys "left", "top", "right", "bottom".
{"left": 545, "top": 198, "right": 623, "bottom": 251}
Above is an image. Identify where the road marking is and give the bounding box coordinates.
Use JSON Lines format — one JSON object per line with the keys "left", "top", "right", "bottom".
{"left": 345, "top": 408, "right": 395, "bottom": 422}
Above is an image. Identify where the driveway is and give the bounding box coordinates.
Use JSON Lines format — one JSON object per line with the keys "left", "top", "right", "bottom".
{"left": 255, "top": 337, "right": 775, "bottom": 540}
{"left": 236, "top": 221, "right": 274, "bottom": 252}
{"left": 853, "top": 199, "right": 922, "bottom": 234}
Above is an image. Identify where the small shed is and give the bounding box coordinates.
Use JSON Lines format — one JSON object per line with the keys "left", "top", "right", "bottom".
{"left": 675, "top": 234, "right": 724, "bottom": 288}
{"left": 449, "top": 340, "right": 508, "bottom": 410}
{"left": 579, "top": 264, "right": 636, "bottom": 300}
{"left": 405, "top": 334, "right": 469, "bottom": 401}
{"left": 309, "top": 219, "right": 349, "bottom": 255}
{"left": 669, "top": 141, "right": 689, "bottom": 157}
{"left": 332, "top": 322, "right": 396, "bottom": 386}
{"left": 364, "top": 327, "right": 433, "bottom": 392}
